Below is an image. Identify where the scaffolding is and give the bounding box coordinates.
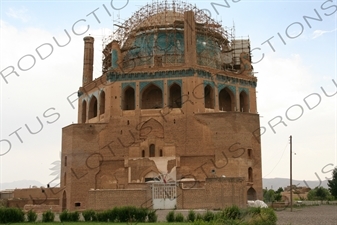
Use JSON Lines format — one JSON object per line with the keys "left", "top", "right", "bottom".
{"left": 101, "top": 0, "right": 246, "bottom": 73}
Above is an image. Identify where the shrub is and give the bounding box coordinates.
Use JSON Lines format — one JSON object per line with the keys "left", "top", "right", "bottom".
{"left": 106, "top": 207, "right": 119, "bottom": 222}
{"left": 203, "top": 210, "right": 214, "bottom": 222}
{"left": 175, "top": 212, "right": 184, "bottom": 222}
{"left": 59, "top": 210, "right": 69, "bottom": 222}
{"left": 196, "top": 212, "right": 203, "bottom": 221}
{"left": 0, "top": 207, "right": 24, "bottom": 223}
{"left": 166, "top": 210, "right": 175, "bottom": 222}
{"left": 59, "top": 210, "right": 79, "bottom": 222}
{"left": 248, "top": 207, "right": 277, "bottom": 225}
{"left": 117, "top": 206, "right": 148, "bottom": 222}
{"left": 187, "top": 210, "right": 196, "bottom": 222}
{"left": 82, "top": 209, "right": 95, "bottom": 221}
{"left": 26, "top": 209, "right": 37, "bottom": 222}
{"left": 96, "top": 211, "right": 109, "bottom": 222}
{"left": 223, "top": 205, "right": 241, "bottom": 220}
{"left": 42, "top": 210, "right": 55, "bottom": 222}
{"left": 147, "top": 210, "right": 158, "bottom": 222}
{"left": 69, "top": 211, "right": 80, "bottom": 222}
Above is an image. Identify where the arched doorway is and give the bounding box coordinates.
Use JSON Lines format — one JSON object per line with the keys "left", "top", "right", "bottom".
{"left": 247, "top": 187, "right": 257, "bottom": 200}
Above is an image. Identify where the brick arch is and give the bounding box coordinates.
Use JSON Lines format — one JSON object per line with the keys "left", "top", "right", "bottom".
{"left": 140, "top": 167, "right": 160, "bottom": 182}
{"left": 141, "top": 83, "right": 163, "bottom": 109}
{"left": 99, "top": 91, "right": 105, "bottom": 115}
{"left": 240, "top": 91, "right": 249, "bottom": 112}
{"left": 140, "top": 118, "right": 164, "bottom": 138}
{"left": 123, "top": 86, "right": 135, "bottom": 110}
{"left": 169, "top": 83, "right": 182, "bottom": 108}
{"left": 88, "top": 95, "right": 98, "bottom": 119}
{"left": 81, "top": 100, "right": 87, "bottom": 123}
{"left": 219, "top": 87, "right": 235, "bottom": 111}
{"left": 247, "top": 187, "right": 257, "bottom": 200}
{"left": 204, "top": 84, "right": 214, "bottom": 109}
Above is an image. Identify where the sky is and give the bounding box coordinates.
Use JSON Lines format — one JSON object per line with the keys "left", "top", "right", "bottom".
{"left": 0, "top": 0, "right": 336, "bottom": 189}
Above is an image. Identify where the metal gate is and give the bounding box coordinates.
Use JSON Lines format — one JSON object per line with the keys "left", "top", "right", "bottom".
{"left": 152, "top": 183, "right": 177, "bottom": 209}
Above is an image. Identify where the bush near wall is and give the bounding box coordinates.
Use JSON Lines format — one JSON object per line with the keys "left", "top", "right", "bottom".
{"left": 59, "top": 210, "right": 80, "bottom": 222}
{"left": 26, "top": 209, "right": 37, "bottom": 222}
{"left": 83, "top": 206, "right": 154, "bottom": 223}
{"left": 42, "top": 210, "right": 55, "bottom": 222}
{"left": 82, "top": 209, "right": 96, "bottom": 221}
{"left": 0, "top": 207, "right": 25, "bottom": 223}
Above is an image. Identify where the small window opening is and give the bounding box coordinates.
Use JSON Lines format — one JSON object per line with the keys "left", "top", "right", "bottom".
{"left": 149, "top": 144, "right": 155, "bottom": 157}
{"left": 248, "top": 149, "right": 252, "bottom": 159}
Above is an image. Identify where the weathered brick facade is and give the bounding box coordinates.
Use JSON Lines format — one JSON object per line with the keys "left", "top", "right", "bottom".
{"left": 59, "top": 2, "right": 263, "bottom": 211}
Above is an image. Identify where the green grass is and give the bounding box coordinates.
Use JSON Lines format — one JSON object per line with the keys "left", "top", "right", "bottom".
{"left": 9, "top": 223, "right": 188, "bottom": 225}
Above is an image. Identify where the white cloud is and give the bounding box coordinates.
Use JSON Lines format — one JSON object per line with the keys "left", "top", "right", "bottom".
{"left": 6, "top": 7, "right": 30, "bottom": 23}
{"left": 312, "top": 28, "right": 337, "bottom": 39}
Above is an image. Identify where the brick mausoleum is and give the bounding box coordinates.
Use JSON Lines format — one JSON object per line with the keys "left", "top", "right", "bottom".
{"left": 4, "top": 1, "right": 263, "bottom": 212}
{"left": 60, "top": 0, "right": 263, "bottom": 211}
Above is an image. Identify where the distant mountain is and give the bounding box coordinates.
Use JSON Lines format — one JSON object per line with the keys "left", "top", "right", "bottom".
{"left": 263, "top": 178, "right": 329, "bottom": 190}
{"left": 0, "top": 178, "right": 329, "bottom": 191}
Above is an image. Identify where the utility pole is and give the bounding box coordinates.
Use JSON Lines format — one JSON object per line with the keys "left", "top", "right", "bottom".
{"left": 290, "top": 135, "right": 293, "bottom": 212}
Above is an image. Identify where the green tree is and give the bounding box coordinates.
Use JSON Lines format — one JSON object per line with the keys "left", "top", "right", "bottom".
{"left": 316, "top": 186, "right": 329, "bottom": 201}
{"left": 327, "top": 167, "right": 337, "bottom": 199}
{"left": 307, "top": 186, "right": 332, "bottom": 201}
{"left": 263, "top": 189, "right": 275, "bottom": 202}
{"left": 276, "top": 187, "right": 284, "bottom": 194}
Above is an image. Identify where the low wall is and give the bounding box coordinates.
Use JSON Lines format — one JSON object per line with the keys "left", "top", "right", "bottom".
{"left": 87, "top": 189, "right": 152, "bottom": 210}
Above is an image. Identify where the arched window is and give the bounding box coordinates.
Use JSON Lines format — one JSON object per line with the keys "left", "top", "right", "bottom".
{"left": 142, "top": 150, "right": 145, "bottom": 157}
{"left": 169, "top": 83, "right": 181, "bottom": 108}
{"left": 81, "top": 100, "right": 87, "bottom": 123}
{"left": 123, "top": 87, "right": 135, "bottom": 110}
{"left": 159, "top": 149, "right": 163, "bottom": 157}
{"left": 99, "top": 91, "right": 105, "bottom": 115}
{"left": 219, "top": 88, "right": 235, "bottom": 111}
{"left": 248, "top": 167, "right": 253, "bottom": 182}
{"left": 204, "top": 85, "right": 214, "bottom": 109}
{"left": 142, "top": 84, "right": 163, "bottom": 109}
{"left": 240, "top": 91, "right": 249, "bottom": 112}
{"left": 88, "top": 96, "right": 98, "bottom": 119}
{"left": 149, "top": 144, "right": 155, "bottom": 157}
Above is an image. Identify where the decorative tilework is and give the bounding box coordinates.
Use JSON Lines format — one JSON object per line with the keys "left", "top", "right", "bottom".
{"left": 203, "top": 80, "right": 215, "bottom": 88}
{"left": 239, "top": 87, "right": 249, "bottom": 95}
{"left": 167, "top": 79, "right": 182, "bottom": 87}
{"left": 140, "top": 80, "right": 163, "bottom": 92}
{"left": 122, "top": 82, "right": 136, "bottom": 90}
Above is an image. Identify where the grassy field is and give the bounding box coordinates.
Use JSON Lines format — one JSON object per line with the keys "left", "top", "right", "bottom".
{"left": 7, "top": 223, "right": 188, "bottom": 225}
